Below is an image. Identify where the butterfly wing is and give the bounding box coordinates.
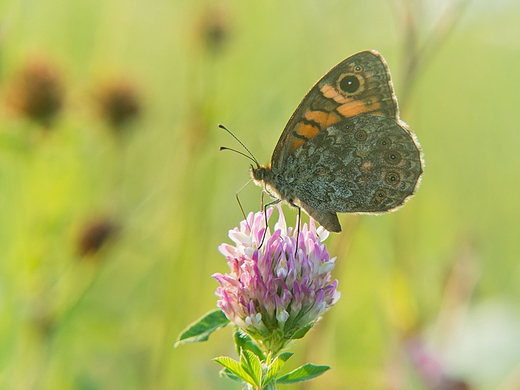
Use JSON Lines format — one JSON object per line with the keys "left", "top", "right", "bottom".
{"left": 285, "top": 114, "right": 423, "bottom": 231}
{"left": 271, "top": 50, "right": 399, "bottom": 172}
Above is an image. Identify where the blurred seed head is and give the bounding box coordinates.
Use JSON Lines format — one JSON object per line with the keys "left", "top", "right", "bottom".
{"left": 198, "top": 5, "right": 230, "bottom": 53}
{"left": 31, "top": 304, "right": 55, "bottom": 339}
{"left": 7, "top": 58, "right": 64, "bottom": 127}
{"left": 96, "top": 79, "right": 141, "bottom": 131}
{"left": 78, "top": 217, "right": 119, "bottom": 257}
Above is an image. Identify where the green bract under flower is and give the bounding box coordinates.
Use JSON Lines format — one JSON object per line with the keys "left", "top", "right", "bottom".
{"left": 214, "top": 206, "right": 340, "bottom": 354}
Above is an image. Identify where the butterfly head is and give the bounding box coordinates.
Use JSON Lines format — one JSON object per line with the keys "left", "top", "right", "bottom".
{"left": 250, "top": 164, "right": 271, "bottom": 185}
{"left": 251, "top": 164, "right": 285, "bottom": 201}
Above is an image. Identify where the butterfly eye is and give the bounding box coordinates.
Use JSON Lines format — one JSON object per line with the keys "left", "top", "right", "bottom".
{"left": 338, "top": 75, "right": 361, "bottom": 94}
{"left": 385, "top": 171, "right": 400, "bottom": 185}
{"left": 354, "top": 129, "right": 367, "bottom": 141}
{"left": 384, "top": 151, "right": 402, "bottom": 165}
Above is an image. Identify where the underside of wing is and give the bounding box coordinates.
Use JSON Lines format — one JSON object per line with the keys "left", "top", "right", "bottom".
{"left": 283, "top": 114, "right": 423, "bottom": 217}
{"left": 271, "top": 51, "right": 399, "bottom": 173}
{"left": 297, "top": 200, "right": 342, "bottom": 232}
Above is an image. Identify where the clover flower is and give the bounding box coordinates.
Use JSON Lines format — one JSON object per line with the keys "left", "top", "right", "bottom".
{"left": 213, "top": 205, "right": 340, "bottom": 354}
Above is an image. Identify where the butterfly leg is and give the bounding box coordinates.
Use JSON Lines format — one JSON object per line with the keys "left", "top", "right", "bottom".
{"left": 235, "top": 179, "right": 253, "bottom": 229}
{"left": 259, "top": 193, "right": 280, "bottom": 249}
{"left": 289, "top": 201, "right": 302, "bottom": 253}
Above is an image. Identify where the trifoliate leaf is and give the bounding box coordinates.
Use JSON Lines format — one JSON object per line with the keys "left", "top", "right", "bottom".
{"left": 174, "top": 309, "right": 229, "bottom": 347}
{"left": 214, "top": 356, "right": 254, "bottom": 385}
{"left": 240, "top": 350, "right": 262, "bottom": 387}
{"left": 263, "top": 352, "right": 293, "bottom": 385}
{"left": 276, "top": 363, "right": 330, "bottom": 384}
{"left": 234, "top": 327, "right": 265, "bottom": 359}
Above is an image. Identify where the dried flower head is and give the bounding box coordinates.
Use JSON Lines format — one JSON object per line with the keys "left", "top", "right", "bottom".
{"left": 214, "top": 206, "right": 340, "bottom": 354}
{"left": 7, "top": 58, "right": 64, "bottom": 126}
{"left": 96, "top": 79, "right": 141, "bottom": 130}
{"left": 199, "top": 6, "right": 230, "bottom": 53}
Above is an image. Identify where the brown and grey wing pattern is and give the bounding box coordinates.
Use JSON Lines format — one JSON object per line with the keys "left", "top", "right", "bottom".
{"left": 271, "top": 50, "right": 398, "bottom": 172}
{"left": 280, "top": 114, "right": 422, "bottom": 229}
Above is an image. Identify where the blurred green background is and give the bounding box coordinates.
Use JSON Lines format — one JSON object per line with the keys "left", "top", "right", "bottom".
{"left": 1, "top": 0, "right": 519, "bottom": 389}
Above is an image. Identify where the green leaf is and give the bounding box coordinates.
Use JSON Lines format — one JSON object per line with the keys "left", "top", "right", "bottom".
{"left": 234, "top": 328, "right": 266, "bottom": 359}
{"left": 277, "top": 352, "right": 294, "bottom": 363}
{"left": 219, "top": 368, "right": 242, "bottom": 382}
{"left": 240, "top": 350, "right": 262, "bottom": 387}
{"left": 276, "top": 364, "right": 331, "bottom": 384}
{"left": 214, "top": 356, "right": 254, "bottom": 385}
{"left": 263, "top": 352, "right": 293, "bottom": 385}
{"left": 291, "top": 323, "right": 314, "bottom": 339}
{"left": 174, "top": 309, "right": 229, "bottom": 347}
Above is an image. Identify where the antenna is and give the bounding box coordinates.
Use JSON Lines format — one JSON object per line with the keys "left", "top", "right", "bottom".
{"left": 219, "top": 146, "right": 258, "bottom": 165}
{"left": 218, "top": 124, "right": 259, "bottom": 167}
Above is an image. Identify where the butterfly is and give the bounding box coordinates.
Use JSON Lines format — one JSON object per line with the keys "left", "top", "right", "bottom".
{"left": 250, "top": 50, "right": 423, "bottom": 232}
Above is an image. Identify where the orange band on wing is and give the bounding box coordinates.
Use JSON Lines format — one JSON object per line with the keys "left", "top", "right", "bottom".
{"left": 320, "top": 84, "right": 348, "bottom": 104}
{"left": 287, "top": 110, "right": 346, "bottom": 155}
{"left": 304, "top": 110, "right": 342, "bottom": 129}
{"left": 288, "top": 137, "right": 306, "bottom": 154}
{"left": 325, "top": 111, "right": 342, "bottom": 126}
{"left": 337, "top": 99, "right": 382, "bottom": 117}
{"left": 295, "top": 122, "right": 319, "bottom": 139}
{"left": 304, "top": 110, "right": 328, "bottom": 126}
